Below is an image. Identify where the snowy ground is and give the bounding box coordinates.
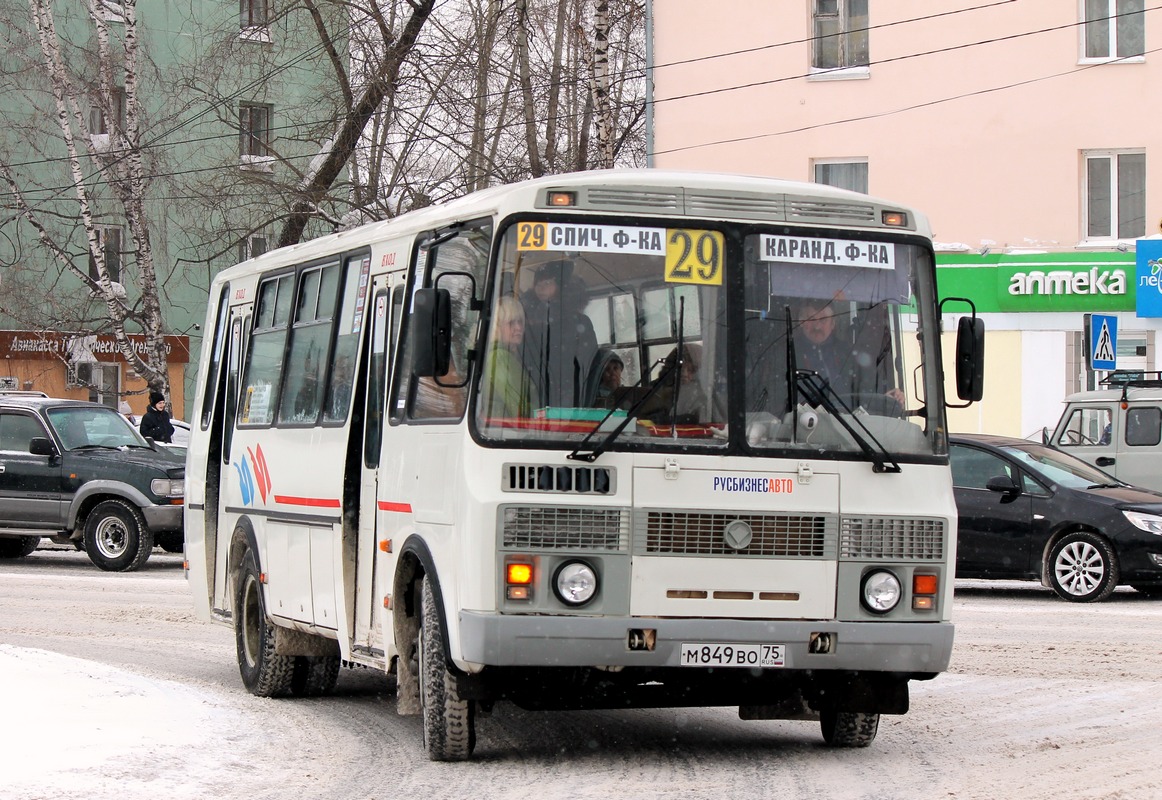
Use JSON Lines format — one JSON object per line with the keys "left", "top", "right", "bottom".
{"left": 2, "top": 549, "right": 1161, "bottom": 800}
{"left": 2, "top": 645, "right": 258, "bottom": 800}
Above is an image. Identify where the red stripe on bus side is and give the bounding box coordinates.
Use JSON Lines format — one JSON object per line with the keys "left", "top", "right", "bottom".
{"left": 273, "top": 495, "right": 342, "bottom": 508}
{"left": 378, "top": 501, "right": 412, "bottom": 513}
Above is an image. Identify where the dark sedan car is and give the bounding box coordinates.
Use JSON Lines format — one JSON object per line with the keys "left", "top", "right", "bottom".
{"left": 950, "top": 433, "right": 1162, "bottom": 602}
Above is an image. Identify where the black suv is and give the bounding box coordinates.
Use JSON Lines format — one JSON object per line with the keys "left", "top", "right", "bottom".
{"left": 0, "top": 395, "right": 184, "bottom": 571}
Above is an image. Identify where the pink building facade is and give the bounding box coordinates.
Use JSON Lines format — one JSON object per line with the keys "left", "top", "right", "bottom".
{"left": 650, "top": 1, "right": 1160, "bottom": 437}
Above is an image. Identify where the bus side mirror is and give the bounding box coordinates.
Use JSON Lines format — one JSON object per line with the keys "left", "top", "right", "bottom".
{"left": 411, "top": 287, "right": 452, "bottom": 378}
{"left": 955, "top": 316, "right": 985, "bottom": 402}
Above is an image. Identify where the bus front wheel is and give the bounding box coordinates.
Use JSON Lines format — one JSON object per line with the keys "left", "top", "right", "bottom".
{"left": 419, "top": 575, "right": 476, "bottom": 761}
{"left": 820, "top": 709, "right": 880, "bottom": 747}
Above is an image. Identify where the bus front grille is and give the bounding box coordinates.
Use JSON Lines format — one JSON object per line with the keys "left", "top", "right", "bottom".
{"left": 636, "top": 511, "right": 836, "bottom": 558}
{"left": 501, "top": 505, "right": 630, "bottom": 551}
{"left": 839, "top": 516, "right": 946, "bottom": 560}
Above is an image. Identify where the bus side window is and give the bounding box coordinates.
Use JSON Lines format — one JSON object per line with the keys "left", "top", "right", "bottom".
{"left": 323, "top": 254, "right": 370, "bottom": 425}
{"left": 399, "top": 221, "right": 491, "bottom": 422}
{"left": 239, "top": 274, "right": 294, "bottom": 427}
{"left": 277, "top": 262, "right": 341, "bottom": 426}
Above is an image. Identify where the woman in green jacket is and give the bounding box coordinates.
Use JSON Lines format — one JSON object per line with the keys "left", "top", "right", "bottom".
{"left": 481, "top": 296, "right": 538, "bottom": 419}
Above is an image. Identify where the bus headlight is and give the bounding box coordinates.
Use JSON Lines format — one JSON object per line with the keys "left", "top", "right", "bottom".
{"left": 861, "top": 570, "right": 901, "bottom": 614}
{"left": 553, "top": 560, "right": 598, "bottom": 606}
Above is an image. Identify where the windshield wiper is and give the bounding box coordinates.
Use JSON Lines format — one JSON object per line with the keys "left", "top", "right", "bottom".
{"left": 1086, "top": 482, "right": 1124, "bottom": 489}
{"left": 568, "top": 356, "right": 677, "bottom": 463}
{"left": 794, "top": 369, "right": 902, "bottom": 474}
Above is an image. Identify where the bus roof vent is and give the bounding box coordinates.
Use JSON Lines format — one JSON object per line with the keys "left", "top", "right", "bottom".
{"left": 684, "top": 191, "right": 786, "bottom": 222}
{"left": 784, "top": 196, "right": 878, "bottom": 226}
{"left": 583, "top": 187, "right": 682, "bottom": 212}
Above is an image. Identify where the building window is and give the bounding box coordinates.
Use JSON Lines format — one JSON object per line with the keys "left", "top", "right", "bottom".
{"left": 1082, "top": 0, "right": 1144, "bottom": 61}
{"left": 1083, "top": 150, "right": 1145, "bottom": 242}
{"left": 89, "top": 226, "right": 122, "bottom": 284}
{"left": 240, "top": 0, "right": 271, "bottom": 41}
{"left": 811, "top": 0, "right": 868, "bottom": 73}
{"left": 813, "top": 159, "right": 868, "bottom": 193}
{"left": 239, "top": 104, "right": 273, "bottom": 168}
{"left": 89, "top": 87, "right": 125, "bottom": 151}
{"left": 238, "top": 234, "right": 268, "bottom": 263}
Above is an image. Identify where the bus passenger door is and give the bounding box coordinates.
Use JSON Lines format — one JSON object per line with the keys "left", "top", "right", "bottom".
{"left": 352, "top": 276, "right": 399, "bottom": 657}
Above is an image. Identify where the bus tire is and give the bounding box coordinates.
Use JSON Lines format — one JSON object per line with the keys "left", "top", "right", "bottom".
{"left": 83, "top": 500, "right": 153, "bottom": 572}
{"left": 419, "top": 575, "right": 475, "bottom": 761}
{"left": 820, "top": 710, "right": 879, "bottom": 747}
{"left": 0, "top": 535, "right": 40, "bottom": 558}
{"left": 234, "top": 548, "right": 295, "bottom": 697}
{"left": 292, "top": 655, "right": 341, "bottom": 696}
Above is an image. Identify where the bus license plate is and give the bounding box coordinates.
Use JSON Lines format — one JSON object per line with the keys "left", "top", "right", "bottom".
{"left": 679, "top": 643, "right": 785, "bottom": 668}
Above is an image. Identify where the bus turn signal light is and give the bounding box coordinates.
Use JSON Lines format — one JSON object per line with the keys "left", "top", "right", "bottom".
{"left": 882, "top": 210, "right": 908, "bottom": 227}
{"left": 913, "top": 574, "right": 939, "bottom": 594}
{"left": 507, "top": 562, "right": 533, "bottom": 585}
{"left": 547, "top": 191, "right": 575, "bottom": 207}
{"left": 912, "top": 574, "right": 938, "bottom": 610}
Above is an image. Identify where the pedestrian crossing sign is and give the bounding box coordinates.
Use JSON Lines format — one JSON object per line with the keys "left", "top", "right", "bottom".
{"left": 1089, "top": 314, "right": 1117, "bottom": 371}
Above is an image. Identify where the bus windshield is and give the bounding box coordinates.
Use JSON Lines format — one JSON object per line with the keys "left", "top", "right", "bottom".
{"left": 472, "top": 220, "right": 943, "bottom": 459}
{"left": 475, "top": 220, "right": 728, "bottom": 448}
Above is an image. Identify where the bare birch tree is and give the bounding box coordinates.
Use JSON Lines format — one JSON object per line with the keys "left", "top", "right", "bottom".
{"left": 0, "top": 0, "right": 171, "bottom": 394}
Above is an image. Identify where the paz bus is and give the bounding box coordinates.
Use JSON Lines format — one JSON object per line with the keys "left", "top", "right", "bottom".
{"left": 184, "top": 169, "right": 984, "bottom": 760}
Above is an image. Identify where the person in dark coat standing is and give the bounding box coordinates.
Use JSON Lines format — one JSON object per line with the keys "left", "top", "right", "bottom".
{"left": 139, "top": 391, "right": 175, "bottom": 443}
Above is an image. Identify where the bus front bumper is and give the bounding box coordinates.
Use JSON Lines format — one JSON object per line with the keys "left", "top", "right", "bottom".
{"left": 458, "top": 611, "right": 953, "bottom": 674}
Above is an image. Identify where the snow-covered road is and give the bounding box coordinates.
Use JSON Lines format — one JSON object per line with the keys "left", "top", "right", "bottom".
{"left": 2, "top": 547, "right": 1160, "bottom": 800}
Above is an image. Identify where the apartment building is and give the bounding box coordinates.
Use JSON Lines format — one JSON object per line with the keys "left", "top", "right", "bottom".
{"left": 0, "top": 0, "right": 341, "bottom": 415}
{"left": 649, "top": 1, "right": 1159, "bottom": 437}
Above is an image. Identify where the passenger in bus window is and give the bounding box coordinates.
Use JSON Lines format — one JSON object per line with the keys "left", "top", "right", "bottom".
{"left": 481, "top": 296, "right": 538, "bottom": 419}
{"left": 794, "top": 298, "right": 904, "bottom": 410}
{"left": 520, "top": 260, "right": 597, "bottom": 408}
{"left": 590, "top": 350, "right": 626, "bottom": 409}
{"left": 639, "top": 344, "right": 707, "bottom": 424}
{"left": 519, "top": 260, "right": 564, "bottom": 387}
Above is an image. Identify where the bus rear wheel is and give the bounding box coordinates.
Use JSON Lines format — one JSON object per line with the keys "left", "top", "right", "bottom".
{"left": 419, "top": 575, "right": 476, "bottom": 761}
{"left": 234, "top": 548, "right": 295, "bottom": 697}
{"left": 820, "top": 709, "right": 879, "bottom": 747}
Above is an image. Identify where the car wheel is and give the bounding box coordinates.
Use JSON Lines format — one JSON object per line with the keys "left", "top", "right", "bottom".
{"left": 83, "top": 500, "right": 153, "bottom": 572}
{"left": 820, "top": 709, "right": 879, "bottom": 747}
{"left": 157, "top": 531, "right": 184, "bottom": 553}
{"left": 0, "top": 536, "right": 40, "bottom": 559}
{"left": 234, "top": 547, "right": 295, "bottom": 697}
{"left": 1048, "top": 531, "right": 1119, "bottom": 603}
{"left": 419, "top": 575, "right": 475, "bottom": 761}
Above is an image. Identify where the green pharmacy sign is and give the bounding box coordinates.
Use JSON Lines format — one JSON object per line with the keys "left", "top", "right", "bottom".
{"left": 936, "top": 252, "right": 1136, "bottom": 313}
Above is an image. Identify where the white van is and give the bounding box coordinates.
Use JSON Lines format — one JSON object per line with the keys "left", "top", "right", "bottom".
{"left": 1049, "top": 373, "right": 1162, "bottom": 491}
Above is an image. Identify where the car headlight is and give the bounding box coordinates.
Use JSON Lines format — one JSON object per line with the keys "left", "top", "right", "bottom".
{"left": 151, "top": 478, "right": 184, "bottom": 498}
{"left": 553, "top": 560, "right": 598, "bottom": 606}
{"left": 861, "top": 570, "right": 902, "bottom": 614}
{"left": 1123, "top": 510, "right": 1162, "bottom": 535}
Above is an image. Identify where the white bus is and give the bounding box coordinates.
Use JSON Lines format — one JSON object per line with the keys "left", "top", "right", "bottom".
{"left": 185, "top": 169, "right": 984, "bottom": 760}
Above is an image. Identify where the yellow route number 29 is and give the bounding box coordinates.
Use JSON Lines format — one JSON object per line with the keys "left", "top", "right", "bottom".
{"left": 665, "top": 229, "right": 724, "bottom": 286}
